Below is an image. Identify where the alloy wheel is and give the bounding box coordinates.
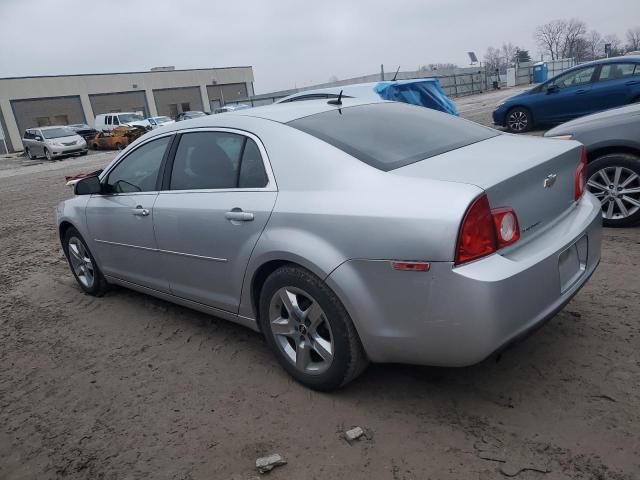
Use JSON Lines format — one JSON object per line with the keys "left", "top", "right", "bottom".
{"left": 508, "top": 110, "right": 528, "bottom": 132}
{"left": 67, "top": 236, "right": 95, "bottom": 288}
{"left": 268, "top": 286, "right": 334, "bottom": 374}
{"left": 45, "top": 149, "right": 52, "bottom": 161}
{"left": 587, "top": 166, "right": 640, "bottom": 220}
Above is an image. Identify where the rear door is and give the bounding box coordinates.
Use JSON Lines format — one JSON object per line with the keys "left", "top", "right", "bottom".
{"left": 85, "top": 134, "right": 173, "bottom": 291}
{"left": 590, "top": 62, "right": 640, "bottom": 110}
{"left": 153, "top": 129, "right": 277, "bottom": 313}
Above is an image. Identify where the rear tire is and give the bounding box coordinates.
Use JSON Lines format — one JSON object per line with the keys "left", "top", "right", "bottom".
{"left": 62, "top": 227, "right": 108, "bottom": 296}
{"left": 115, "top": 142, "right": 124, "bottom": 150}
{"left": 259, "top": 265, "right": 368, "bottom": 391}
{"left": 91, "top": 143, "right": 98, "bottom": 150}
{"left": 586, "top": 153, "right": 640, "bottom": 227}
{"left": 506, "top": 107, "right": 533, "bottom": 133}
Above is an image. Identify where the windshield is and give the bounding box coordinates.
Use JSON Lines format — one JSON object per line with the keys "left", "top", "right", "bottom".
{"left": 42, "top": 128, "right": 76, "bottom": 139}
{"left": 186, "top": 112, "right": 206, "bottom": 117}
{"left": 118, "top": 113, "right": 144, "bottom": 123}
{"left": 287, "top": 102, "right": 498, "bottom": 171}
{"left": 156, "top": 116, "right": 172, "bottom": 123}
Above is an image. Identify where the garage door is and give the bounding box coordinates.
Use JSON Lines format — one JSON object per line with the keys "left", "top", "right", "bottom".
{"left": 153, "top": 86, "right": 203, "bottom": 118}
{"left": 89, "top": 91, "right": 148, "bottom": 118}
{"left": 207, "top": 83, "right": 248, "bottom": 109}
{"left": 11, "top": 96, "right": 85, "bottom": 137}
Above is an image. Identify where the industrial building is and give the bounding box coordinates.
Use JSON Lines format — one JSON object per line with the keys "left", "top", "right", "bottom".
{"left": 0, "top": 66, "right": 254, "bottom": 153}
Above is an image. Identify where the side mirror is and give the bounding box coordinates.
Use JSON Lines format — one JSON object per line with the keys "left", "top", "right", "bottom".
{"left": 35, "top": 136, "right": 42, "bottom": 141}
{"left": 74, "top": 175, "right": 102, "bottom": 195}
{"left": 547, "top": 84, "right": 559, "bottom": 94}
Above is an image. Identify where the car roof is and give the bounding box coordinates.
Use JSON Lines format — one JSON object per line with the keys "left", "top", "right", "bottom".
{"left": 40, "top": 125, "right": 74, "bottom": 130}
{"left": 228, "top": 97, "right": 381, "bottom": 123}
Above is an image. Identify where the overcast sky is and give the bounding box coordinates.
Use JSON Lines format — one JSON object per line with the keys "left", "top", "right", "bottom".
{"left": 1, "top": 0, "right": 638, "bottom": 93}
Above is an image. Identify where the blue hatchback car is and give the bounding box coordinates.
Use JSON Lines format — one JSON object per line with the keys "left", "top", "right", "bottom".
{"left": 493, "top": 56, "right": 640, "bottom": 132}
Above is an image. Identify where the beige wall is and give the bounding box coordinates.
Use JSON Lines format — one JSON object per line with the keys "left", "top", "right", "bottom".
{"left": 207, "top": 83, "right": 248, "bottom": 109}
{"left": 0, "top": 67, "right": 253, "bottom": 151}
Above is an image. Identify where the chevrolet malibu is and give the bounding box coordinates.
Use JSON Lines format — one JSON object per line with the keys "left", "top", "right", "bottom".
{"left": 57, "top": 99, "right": 602, "bottom": 390}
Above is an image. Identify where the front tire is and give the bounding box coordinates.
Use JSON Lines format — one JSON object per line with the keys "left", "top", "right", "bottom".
{"left": 506, "top": 107, "right": 532, "bottom": 133}
{"left": 259, "top": 265, "right": 368, "bottom": 391}
{"left": 586, "top": 153, "right": 640, "bottom": 227}
{"left": 44, "top": 148, "right": 53, "bottom": 161}
{"left": 62, "top": 227, "right": 108, "bottom": 295}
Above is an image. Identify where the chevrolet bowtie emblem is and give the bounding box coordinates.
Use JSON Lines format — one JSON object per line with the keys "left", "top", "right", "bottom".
{"left": 544, "top": 174, "right": 557, "bottom": 188}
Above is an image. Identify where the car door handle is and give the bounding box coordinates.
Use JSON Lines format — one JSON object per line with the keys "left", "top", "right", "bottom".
{"left": 575, "top": 89, "right": 588, "bottom": 94}
{"left": 225, "top": 209, "right": 254, "bottom": 222}
{"left": 625, "top": 80, "right": 640, "bottom": 86}
{"left": 132, "top": 205, "right": 150, "bottom": 216}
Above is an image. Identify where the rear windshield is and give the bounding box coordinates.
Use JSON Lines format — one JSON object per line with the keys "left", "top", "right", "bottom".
{"left": 287, "top": 102, "right": 498, "bottom": 171}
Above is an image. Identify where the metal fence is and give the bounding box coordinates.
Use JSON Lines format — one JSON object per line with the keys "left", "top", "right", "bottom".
{"left": 226, "top": 59, "right": 577, "bottom": 108}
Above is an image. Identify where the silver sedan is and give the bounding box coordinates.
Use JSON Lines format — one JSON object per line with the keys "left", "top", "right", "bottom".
{"left": 57, "top": 98, "right": 602, "bottom": 390}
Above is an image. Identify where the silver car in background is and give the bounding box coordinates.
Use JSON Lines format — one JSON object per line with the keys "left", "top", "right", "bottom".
{"left": 23, "top": 126, "right": 88, "bottom": 160}
{"left": 57, "top": 99, "right": 602, "bottom": 390}
{"left": 545, "top": 103, "right": 640, "bottom": 227}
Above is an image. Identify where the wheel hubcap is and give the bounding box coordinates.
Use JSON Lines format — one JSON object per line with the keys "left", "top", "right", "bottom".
{"left": 508, "top": 111, "right": 528, "bottom": 131}
{"left": 68, "top": 237, "right": 95, "bottom": 288}
{"left": 587, "top": 166, "right": 640, "bottom": 220}
{"left": 269, "top": 287, "right": 334, "bottom": 374}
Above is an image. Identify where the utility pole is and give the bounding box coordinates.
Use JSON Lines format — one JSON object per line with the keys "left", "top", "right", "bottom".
{"left": 380, "top": 64, "right": 385, "bottom": 81}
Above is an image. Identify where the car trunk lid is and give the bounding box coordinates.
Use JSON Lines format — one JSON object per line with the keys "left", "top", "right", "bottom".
{"left": 393, "top": 134, "right": 582, "bottom": 240}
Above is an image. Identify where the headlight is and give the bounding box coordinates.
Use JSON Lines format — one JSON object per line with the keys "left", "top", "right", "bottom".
{"left": 549, "top": 135, "right": 573, "bottom": 140}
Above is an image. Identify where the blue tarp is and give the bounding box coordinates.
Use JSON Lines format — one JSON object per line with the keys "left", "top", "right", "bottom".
{"left": 374, "top": 79, "right": 459, "bottom": 116}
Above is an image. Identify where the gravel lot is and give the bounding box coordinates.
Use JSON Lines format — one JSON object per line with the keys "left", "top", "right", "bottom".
{"left": 1, "top": 97, "right": 639, "bottom": 479}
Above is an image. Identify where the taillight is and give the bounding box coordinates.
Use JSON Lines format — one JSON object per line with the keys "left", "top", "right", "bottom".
{"left": 455, "top": 194, "right": 521, "bottom": 265}
{"left": 492, "top": 208, "right": 520, "bottom": 248}
{"left": 575, "top": 146, "right": 587, "bottom": 200}
{"left": 455, "top": 194, "right": 497, "bottom": 265}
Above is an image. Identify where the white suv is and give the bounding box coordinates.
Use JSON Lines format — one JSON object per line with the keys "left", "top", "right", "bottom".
{"left": 94, "top": 113, "right": 150, "bottom": 132}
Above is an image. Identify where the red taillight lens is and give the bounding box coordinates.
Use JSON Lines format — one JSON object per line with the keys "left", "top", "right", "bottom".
{"left": 575, "top": 146, "right": 587, "bottom": 200}
{"left": 455, "top": 194, "right": 497, "bottom": 265}
{"left": 492, "top": 207, "right": 520, "bottom": 248}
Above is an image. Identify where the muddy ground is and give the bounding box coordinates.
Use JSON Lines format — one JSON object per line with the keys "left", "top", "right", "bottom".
{"left": 1, "top": 97, "right": 639, "bottom": 479}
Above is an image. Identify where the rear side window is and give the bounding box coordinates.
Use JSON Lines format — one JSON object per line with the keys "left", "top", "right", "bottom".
{"left": 170, "top": 132, "right": 268, "bottom": 190}
{"left": 598, "top": 63, "right": 637, "bottom": 81}
{"left": 287, "top": 102, "right": 498, "bottom": 171}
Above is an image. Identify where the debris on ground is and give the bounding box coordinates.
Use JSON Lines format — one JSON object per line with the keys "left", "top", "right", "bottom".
{"left": 475, "top": 436, "right": 551, "bottom": 477}
{"left": 255, "top": 453, "right": 286, "bottom": 474}
{"left": 345, "top": 426, "right": 365, "bottom": 442}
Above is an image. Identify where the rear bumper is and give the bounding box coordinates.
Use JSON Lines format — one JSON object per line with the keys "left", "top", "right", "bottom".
{"left": 326, "top": 193, "right": 602, "bottom": 366}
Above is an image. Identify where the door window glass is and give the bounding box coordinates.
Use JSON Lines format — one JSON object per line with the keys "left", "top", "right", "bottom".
{"left": 598, "top": 63, "right": 636, "bottom": 81}
{"left": 170, "top": 132, "right": 243, "bottom": 190}
{"left": 551, "top": 66, "right": 596, "bottom": 89}
{"left": 105, "top": 116, "right": 112, "bottom": 125}
{"left": 239, "top": 139, "right": 268, "bottom": 188}
{"left": 106, "top": 136, "right": 171, "bottom": 193}
{"left": 112, "top": 116, "right": 120, "bottom": 125}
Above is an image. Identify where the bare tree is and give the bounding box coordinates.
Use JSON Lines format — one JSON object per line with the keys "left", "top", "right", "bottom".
{"left": 561, "top": 18, "right": 587, "bottom": 59}
{"left": 627, "top": 27, "right": 640, "bottom": 51}
{"left": 585, "top": 30, "right": 604, "bottom": 60}
{"left": 483, "top": 46, "right": 503, "bottom": 71}
{"left": 501, "top": 42, "right": 518, "bottom": 66}
{"left": 535, "top": 20, "right": 565, "bottom": 60}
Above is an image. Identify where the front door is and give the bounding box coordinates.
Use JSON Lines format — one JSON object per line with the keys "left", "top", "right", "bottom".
{"left": 85, "top": 134, "right": 173, "bottom": 291}
{"left": 539, "top": 65, "right": 598, "bottom": 123}
{"left": 153, "top": 130, "right": 276, "bottom": 313}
